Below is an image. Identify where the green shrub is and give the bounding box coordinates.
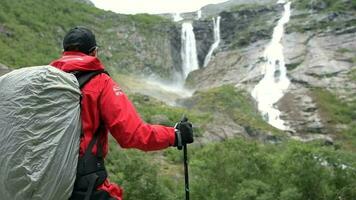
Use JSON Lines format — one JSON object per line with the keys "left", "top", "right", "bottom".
{"left": 190, "top": 138, "right": 356, "bottom": 200}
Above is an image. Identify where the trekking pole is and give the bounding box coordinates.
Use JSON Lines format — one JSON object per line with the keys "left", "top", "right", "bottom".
{"left": 178, "top": 116, "right": 190, "bottom": 200}
{"left": 183, "top": 143, "right": 190, "bottom": 200}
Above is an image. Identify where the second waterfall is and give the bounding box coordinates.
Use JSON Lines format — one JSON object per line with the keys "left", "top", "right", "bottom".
{"left": 251, "top": 2, "right": 292, "bottom": 130}
{"left": 181, "top": 21, "right": 199, "bottom": 80}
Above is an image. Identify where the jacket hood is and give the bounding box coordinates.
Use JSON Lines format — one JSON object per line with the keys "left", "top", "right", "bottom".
{"left": 50, "top": 51, "right": 105, "bottom": 72}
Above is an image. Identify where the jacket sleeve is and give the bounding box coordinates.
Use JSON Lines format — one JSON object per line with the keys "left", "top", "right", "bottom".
{"left": 99, "top": 76, "right": 176, "bottom": 151}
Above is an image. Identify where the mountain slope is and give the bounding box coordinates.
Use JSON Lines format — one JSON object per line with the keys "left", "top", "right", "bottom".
{"left": 186, "top": 0, "right": 356, "bottom": 151}
{"left": 1, "top": 1, "right": 356, "bottom": 199}
{"left": 0, "top": 0, "right": 180, "bottom": 78}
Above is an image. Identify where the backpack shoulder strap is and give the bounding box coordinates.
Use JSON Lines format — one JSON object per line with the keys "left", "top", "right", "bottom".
{"left": 71, "top": 70, "right": 109, "bottom": 89}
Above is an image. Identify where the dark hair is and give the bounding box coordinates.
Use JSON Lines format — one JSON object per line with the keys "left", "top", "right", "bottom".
{"left": 63, "top": 27, "right": 97, "bottom": 54}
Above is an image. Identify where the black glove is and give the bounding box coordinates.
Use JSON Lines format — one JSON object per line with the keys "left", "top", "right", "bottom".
{"left": 174, "top": 117, "right": 194, "bottom": 150}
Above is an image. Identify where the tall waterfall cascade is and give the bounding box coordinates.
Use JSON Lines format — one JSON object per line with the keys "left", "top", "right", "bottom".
{"left": 251, "top": 2, "right": 291, "bottom": 130}
{"left": 203, "top": 16, "right": 221, "bottom": 67}
{"left": 181, "top": 21, "right": 199, "bottom": 79}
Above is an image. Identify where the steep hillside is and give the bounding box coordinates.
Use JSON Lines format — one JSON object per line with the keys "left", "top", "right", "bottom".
{"left": 0, "top": 0, "right": 180, "bottom": 78}
{"left": 187, "top": 0, "right": 356, "bottom": 151}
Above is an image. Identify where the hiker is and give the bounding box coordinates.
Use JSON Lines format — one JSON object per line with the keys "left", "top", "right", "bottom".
{"left": 50, "top": 27, "right": 194, "bottom": 200}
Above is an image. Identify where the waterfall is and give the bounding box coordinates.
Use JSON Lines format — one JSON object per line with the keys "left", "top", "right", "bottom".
{"left": 203, "top": 16, "right": 221, "bottom": 67}
{"left": 196, "top": 10, "right": 202, "bottom": 20}
{"left": 251, "top": 2, "right": 291, "bottom": 130}
{"left": 181, "top": 22, "right": 199, "bottom": 79}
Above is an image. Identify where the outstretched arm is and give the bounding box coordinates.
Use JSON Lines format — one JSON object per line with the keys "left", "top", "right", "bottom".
{"left": 99, "top": 77, "right": 176, "bottom": 151}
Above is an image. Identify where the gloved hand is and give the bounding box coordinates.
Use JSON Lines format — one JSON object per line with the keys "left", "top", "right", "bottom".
{"left": 174, "top": 117, "right": 194, "bottom": 150}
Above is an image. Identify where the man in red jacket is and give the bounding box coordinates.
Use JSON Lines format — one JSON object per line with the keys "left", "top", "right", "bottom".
{"left": 50, "top": 27, "right": 193, "bottom": 200}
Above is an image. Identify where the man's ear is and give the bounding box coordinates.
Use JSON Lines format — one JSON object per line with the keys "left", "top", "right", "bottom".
{"left": 89, "top": 48, "right": 98, "bottom": 57}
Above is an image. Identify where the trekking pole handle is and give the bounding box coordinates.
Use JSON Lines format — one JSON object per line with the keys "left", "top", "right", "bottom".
{"left": 174, "top": 115, "right": 188, "bottom": 150}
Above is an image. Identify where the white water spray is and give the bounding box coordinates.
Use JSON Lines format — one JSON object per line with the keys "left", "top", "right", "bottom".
{"left": 203, "top": 16, "right": 221, "bottom": 67}
{"left": 173, "top": 13, "right": 183, "bottom": 22}
{"left": 251, "top": 2, "right": 291, "bottom": 130}
{"left": 181, "top": 22, "right": 199, "bottom": 79}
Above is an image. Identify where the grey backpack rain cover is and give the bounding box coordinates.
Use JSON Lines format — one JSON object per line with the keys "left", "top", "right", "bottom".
{"left": 0, "top": 66, "right": 82, "bottom": 200}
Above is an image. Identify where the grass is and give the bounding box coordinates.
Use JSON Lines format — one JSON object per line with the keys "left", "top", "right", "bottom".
{"left": 337, "top": 48, "right": 353, "bottom": 54}
{"left": 287, "top": 0, "right": 356, "bottom": 33}
{"left": 126, "top": 92, "right": 211, "bottom": 138}
{"left": 0, "top": 0, "right": 174, "bottom": 78}
{"left": 186, "top": 85, "right": 284, "bottom": 136}
{"left": 311, "top": 88, "right": 356, "bottom": 150}
{"left": 286, "top": 62, "right": 302, "bottom": 71}
{"left": 350, "top": 68, "right": 356, "bottom": 81}
{"left": 293, "top": 0, "right": 356, "bottom": 12}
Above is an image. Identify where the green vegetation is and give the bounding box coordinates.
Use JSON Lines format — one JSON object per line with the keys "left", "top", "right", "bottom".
{"left": 287, "top": 0, "right": 356, "bottom": 33}
{"left": 2, "top": 0, "right": 356, "bottom": 199}
{"left": 285, "top": 62, "right": 302, "bottom": 71}
{"left": 106, "top": 138, "right": 179, "bottom": 200}
{"left": 350, "top": 68, "right": 356, "bottom": 81}
{"left": 0, "top": 0, "right": 101, "bottom": 67}
{"left": 337, "top": 48, "right": 353, "bottom": 54}
{"left": 311, "top": 88, "right": 356, "bottom": 150}
{"left": 190, "top": 138, "right": 356, "bottom": 200}
{"left": 129, "top": 93, "right": 211, "bottom": 137}
{"left": 293, "top": 0, "right": 356, "bottom": 12}
{"left": 0, "top": 0, "right": 173, "bottom": 77}
{"left": 186, "top": 85, "right": 284, "bottom": 136}
{"left": 106, "top": 136, "right": 356, "bottom": 200}
{"left": 230, "top": 3, "right": 269, "bottom": 12}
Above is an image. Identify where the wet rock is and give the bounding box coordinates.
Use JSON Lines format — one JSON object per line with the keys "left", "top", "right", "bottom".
{"left": 193, "top": 20, "right": 214, "bottom": 68}
{"left": 287, "top": 32, "right": 356, "bottom": 101}
{"left": 0, "top": 24, "right": 12, "bottom": 37}
{"left": 219, "top": 5, "right": 281, "bottom": 50}
{"left": 278, "top": 84, "right": 326, "bottom": 134}
{"left": 169, "top": 24, "right": 182, "bottom": 75}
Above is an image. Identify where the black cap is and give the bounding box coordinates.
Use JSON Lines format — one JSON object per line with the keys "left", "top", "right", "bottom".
{"left": 63, "top": 27, "right": 97, "bottom": 54}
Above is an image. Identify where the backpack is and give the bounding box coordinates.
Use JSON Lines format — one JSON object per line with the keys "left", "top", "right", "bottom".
{"left": 0, "top": 65, "right": 106, "bottom": 200}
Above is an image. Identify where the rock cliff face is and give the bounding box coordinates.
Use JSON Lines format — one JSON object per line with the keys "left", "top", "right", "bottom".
{"left": 193, "top": 20, "right": 214, "bottom": 68}
{"left": 277, "top": 5, "right": 356, "bottom": 136}
{"left": 187, "top": 4, "right": 283, "bottom": 89}
{"left": 185, "top": 0, "right": 356, "bottom": 143}
{"left": 100, "top": 19, "right": 183, "bottom": 80}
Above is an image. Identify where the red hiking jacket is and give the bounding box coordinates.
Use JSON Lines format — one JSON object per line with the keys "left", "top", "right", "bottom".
{"left": 50, "top": 51, "right": 176, "bottom": 200}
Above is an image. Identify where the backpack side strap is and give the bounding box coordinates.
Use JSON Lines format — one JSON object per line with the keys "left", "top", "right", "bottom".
{"left": 69, "top": 70, "right": 110, "bottom": 199}
{"left": 72, "top": 70, "right": 109, "bottom": 89}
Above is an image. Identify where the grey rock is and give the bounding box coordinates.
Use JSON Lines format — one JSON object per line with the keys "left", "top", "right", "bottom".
{"left": 74, "top": 0, "right": 94, "bottom": 6}
{"left": 193, "top": 20, "right": 214, "bottom": 68}
{"left": 200, "top": 0, "right": 275, "bottom": 19}
{"left": 0, "top": 63, "right": 10, "bottom": 76}
{"left": 288, "top": 32, "right": 356, "bottom": 101}
{"left": 278, "top": 84, "right": 326, "bottom": 134}
{"left": 188, "top": 2, "right": 356, "bottom": 143}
